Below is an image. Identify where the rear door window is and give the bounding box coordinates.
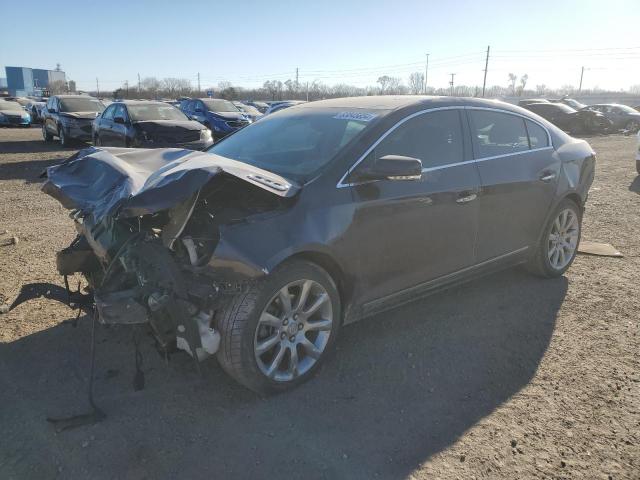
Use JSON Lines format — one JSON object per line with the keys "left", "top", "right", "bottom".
{"left": 469, "top": 110, "right": 529, "bottom": 158}
{"left": 525, "top": 120, "right": 549, "bottom": 149}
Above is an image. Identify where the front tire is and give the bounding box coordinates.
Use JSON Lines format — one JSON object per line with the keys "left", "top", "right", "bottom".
{"left": 59, "top": 126, "right": 70, "bottom": 147}
{"left": 527, "top": 198, "right": 582, "bottom": 278}
{"left": 42, "top": 124, "right": 53, "bottom": 142}
{"left": 216, "top": 260, "right": 341, "bottom": 394}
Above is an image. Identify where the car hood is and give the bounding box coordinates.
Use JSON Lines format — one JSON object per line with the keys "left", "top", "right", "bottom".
{"left": 0, "top": 109, "right": 27, "bottom": 116}
{"left": 42, "top": 147, "right": 300, "bottom": 223}
{"left": 134, "top": 119, "right": 205, "bottom": 132}
{"left": 60, "top": 111, "right": 102, "bottom": 120}
{"left": 208, "top": 111, "right": 247, "bottom": 121}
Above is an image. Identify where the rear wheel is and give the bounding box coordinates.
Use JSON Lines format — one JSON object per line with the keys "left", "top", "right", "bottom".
{"left": 94, "top": 135, "right": 102, "bottom": 146}
{"left": 527, "top": 198, "right": 582, "bottom": 278}
{"left": 636, "top": 160, "right": 640, "bottom": 175}
{"left": 216, "top": 260, "right": 341, "bottom": 394}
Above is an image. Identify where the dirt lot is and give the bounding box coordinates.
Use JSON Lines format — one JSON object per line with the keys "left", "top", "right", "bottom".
{"left": 0, "top": 126, "right": 638, "bottom": 480}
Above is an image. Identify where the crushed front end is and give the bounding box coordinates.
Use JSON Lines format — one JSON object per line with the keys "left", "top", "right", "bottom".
{"left": 44, "top": 146, "right": 297, "bottom": 362}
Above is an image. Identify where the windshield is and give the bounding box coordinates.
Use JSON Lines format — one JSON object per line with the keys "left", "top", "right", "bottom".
{"left": 615, "top": 104, "right": 638, "bottom": 114}
{"left": 202, "top": 99, "right": 239, "bottom": 112}
{"left": 59, "top": 98, "right": 105, "bottom": 113}
{"left": 0, "top": 101, "right": 23, "bottom": 111}
{"left": 127, "top": 103, "right": 189, "bottom": 121}
{"left": 208, "top": 108, "right": 379, "bottom": 179}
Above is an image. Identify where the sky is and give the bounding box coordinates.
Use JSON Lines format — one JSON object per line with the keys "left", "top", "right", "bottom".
{"left": 1, "top": 0, "right": 639, "bottom": 93}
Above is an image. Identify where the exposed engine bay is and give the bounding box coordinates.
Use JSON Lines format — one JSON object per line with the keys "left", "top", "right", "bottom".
{"left": 43, "top": 146, "right": 297, "bottom": 362}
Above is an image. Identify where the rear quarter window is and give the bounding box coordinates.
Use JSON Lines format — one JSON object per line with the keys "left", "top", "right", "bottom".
{"left": 525, "top": 120, "right": 549, "bottom": 149}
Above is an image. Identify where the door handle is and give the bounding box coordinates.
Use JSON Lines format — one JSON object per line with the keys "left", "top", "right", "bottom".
{"left": 456, "top": 192, "right": 477, "bottom": 204}
{"left": 539, "top": 171, "right": 556, "bottom": 182}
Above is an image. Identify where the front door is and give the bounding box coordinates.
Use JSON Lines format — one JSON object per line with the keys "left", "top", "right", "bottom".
{"left": 467, "top": 108, "right": 560, "bottom": 262}
{"left": 349, "top": 108, "right": 481, "bottom": 307}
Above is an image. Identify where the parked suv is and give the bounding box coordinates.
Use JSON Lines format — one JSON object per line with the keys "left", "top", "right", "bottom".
{"left": 44, "top": 96, "right": 596, "bottom": 394}
{"left": 180, "top": 98, "right": 250, "bottom": 140}
{"left": 92, "top": 100, "right": 213, "bottom": 149}
{"left": 583, "top": 104, "right": 640, "bottom": 132}
{"left": 42, "top": 95, "right": 105, "bottom": 146}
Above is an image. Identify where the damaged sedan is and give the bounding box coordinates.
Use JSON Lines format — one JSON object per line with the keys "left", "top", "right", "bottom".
{"left": 43, "top": 96, "right": 595, "bottom": 394}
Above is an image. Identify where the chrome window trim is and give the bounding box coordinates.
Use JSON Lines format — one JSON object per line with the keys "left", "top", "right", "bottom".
{"left": 464, "top": 106, "right": 553, "bottom": 149}
{"left": 336, "top": 105, "right": 554, "bottom": 188}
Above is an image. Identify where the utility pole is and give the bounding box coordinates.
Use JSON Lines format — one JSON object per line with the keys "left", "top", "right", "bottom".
{"left": 197, "top": 72, "right": 201, "bottom": 95}
{"left": 124, "top": 80, "right": 129, "bottom": 98}
{"left": 295, "top": 67, "right": 299, "bottom": 92}
{"left": 306, "top": 82, "right": 309, "bottom": 102}
{"left": 482, "top": 45, "right": 490, "bottom": 97}
{"left": 424, "top": 53, "right": 429, "bottom": 94}
{"left": 449, "top": 73, "right": 456, "bottom": 96}
{"left": 578, "top": 66, "right": 585, "bottom": 93}
{"left": 137, "top": 73, "right": 141, "bottom": 94}
{"left": 96, "top": 78, "right": 100, "bottom": 97}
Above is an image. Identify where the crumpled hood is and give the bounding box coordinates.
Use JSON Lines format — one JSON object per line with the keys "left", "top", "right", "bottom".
{"left": 42, "top": 147, "right": 299, "bottom": 223}
{"left": 60, "top": 111, "right": 101, "bottom": 120}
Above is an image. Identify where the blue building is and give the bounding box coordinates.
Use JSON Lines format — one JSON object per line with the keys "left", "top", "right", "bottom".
{"left": 4, "top": 66, "right": 66, "bottom": 96}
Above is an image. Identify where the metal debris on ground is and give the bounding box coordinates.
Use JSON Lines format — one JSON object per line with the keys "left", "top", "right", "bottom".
{"left": 578, "top": 240, "right": 623, "bottom": 257}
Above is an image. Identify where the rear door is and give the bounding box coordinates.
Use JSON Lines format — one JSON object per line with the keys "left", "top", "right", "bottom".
{"left": 467, "top": 108, "right": 559, "bottom": 262}
{"left": 349, "top": 108, "right": 481, "bottom": 306}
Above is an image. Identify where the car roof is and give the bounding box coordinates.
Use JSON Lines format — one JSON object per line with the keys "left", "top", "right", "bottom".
{"left": 117, "top": 100, "right": 172, "bottom": 105}
{"left": 291, "top": 95, "right": 532, "bottom": 114}
{"left": 54, "top": 95, "right": 98, "bottom": 99}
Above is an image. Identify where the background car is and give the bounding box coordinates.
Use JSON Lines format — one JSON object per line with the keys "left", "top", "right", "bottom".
{"left": 25, "top": 101, "right": 46, "bottom": 123}
{"left": 551, "top": 97, "right": 587, "bottom": 111}
{"left": 636, "top": 130, "right": 640, "bottom": 174}
{"left": 518, "top": 98, "right": 550, "bottom": 107}
{"left": 233, "top": 101, "right": 264, "bottom": 121}
{"left": 246, "top": 100, "right": 269, "bottom": 113}
{"left": 180, "top": 98, "right": 250, "bottom": 140}
{"left": 523, "top": 102, "right": 611, "bottom": 134}
{"left": 264, "top": 100, "right": 306, "bottom": 115}
{"left": 583, "top": 104, "right": 640, "bottom": 132}
{"left": 41, "top": 95, "right": 105, "bottom": 146}
{"left": 0, "top": 99, "right": 31, "bottom": 127}
{"left": 92, "top": 100, "right": 213, "bottom": 149}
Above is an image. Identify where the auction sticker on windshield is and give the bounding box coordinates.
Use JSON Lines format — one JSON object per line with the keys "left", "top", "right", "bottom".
{"left": 333, "top": 111, "right": 377, "bottom": 122}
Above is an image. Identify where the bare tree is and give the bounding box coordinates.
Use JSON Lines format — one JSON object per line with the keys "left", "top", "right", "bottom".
{"left": 49, "top": 80, "right": 67, "bottom": 94}
{"left": 517, "top": 74, "right": 529, "bottom": 96}
{"left": 377, "top": 75, "right": 392, "bottom": 94}
{"left": 141, "top": 77, "right": 161, "bottom": 98}
{"left": 408, "top": 72, "right": 425, "bottom": 95}
{"left": 535, "top": 84, "right": 546, "bottom": 96}
{"left": 161, "top": 77, "right": 192, "bottom": 97}
{"left": 508, "top": 73, "right": 517, "bottom": 95}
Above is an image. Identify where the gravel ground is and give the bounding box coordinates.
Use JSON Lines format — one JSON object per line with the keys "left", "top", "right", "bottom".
{"left": 0, "top": 127, "right": 638, "bottom": 480}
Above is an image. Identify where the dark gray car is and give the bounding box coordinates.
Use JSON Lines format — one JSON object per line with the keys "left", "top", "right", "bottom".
{"left": 44, "top": 96, "right": 595, "bottom": 394}
{"left": 585, "top": 104, "right": 640, "bottom": 132}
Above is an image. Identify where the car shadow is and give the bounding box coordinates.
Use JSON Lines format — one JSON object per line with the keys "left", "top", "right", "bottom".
{"left": 0, "top": 157, "right": 66, "bottom": 183}
{"left": 629, "top": 176, "right": 640, "bottom": 194}
{"left": 0, "top": 268, "right": 566, "bottom": 479}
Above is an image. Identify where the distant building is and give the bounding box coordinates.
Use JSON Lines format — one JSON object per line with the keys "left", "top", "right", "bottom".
{"left": 4, "top": 66, "right": 66, "bottom": 96}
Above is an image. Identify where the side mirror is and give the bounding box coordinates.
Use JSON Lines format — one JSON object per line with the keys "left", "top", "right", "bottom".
{"left": 355, "top": 155, "right": 422, "bottom": 181}
{"left": 48, "top": 108, "right": 56, "bottom": 113}
{"left": 194, "top": 108, "right": 203, "bottom": 113}
{"left": 113, "top": 116, "right": 125, "bottom": 124}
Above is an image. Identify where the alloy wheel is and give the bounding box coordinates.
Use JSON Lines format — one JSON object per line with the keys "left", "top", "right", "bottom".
{"left": 548, "top": 208, "right": 580, "bottom": 270}
{"left": 254, "top": 279, "right": 333, "bottom": 382}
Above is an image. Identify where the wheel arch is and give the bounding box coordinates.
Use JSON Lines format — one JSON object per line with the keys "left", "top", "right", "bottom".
{"left": 272, "top": 249, "right": 353, "bottom": 320}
